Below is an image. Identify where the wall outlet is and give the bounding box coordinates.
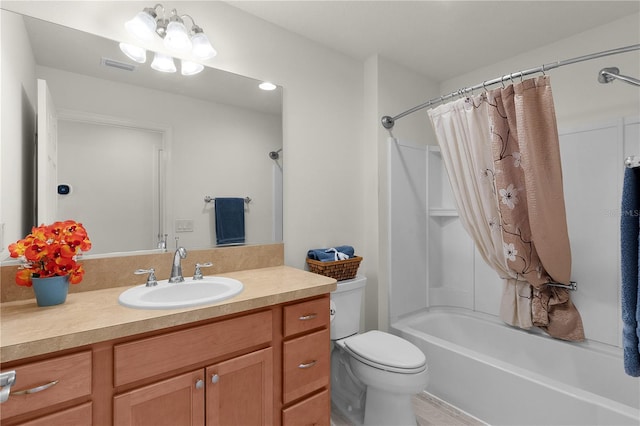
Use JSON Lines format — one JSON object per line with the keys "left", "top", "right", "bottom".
{"left": 175, "top": 219, "right": 194, "bottom": 233}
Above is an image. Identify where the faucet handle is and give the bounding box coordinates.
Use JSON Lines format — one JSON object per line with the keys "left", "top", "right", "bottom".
{"left": 193, "top": 262, "right": 213, "bottom": 280}
{"left": 135, "top": 268, "right": 158, "bottom": 287}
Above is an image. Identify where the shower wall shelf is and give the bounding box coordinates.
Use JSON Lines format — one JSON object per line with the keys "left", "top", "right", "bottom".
{"left": 426, "top": 143, "right": 474, "bottom": 310}
{"left": 429, "top": 208, "right": 459, "bottom": 217}
{"left": 427, "top": 145, "right": 458, "bottom": 218}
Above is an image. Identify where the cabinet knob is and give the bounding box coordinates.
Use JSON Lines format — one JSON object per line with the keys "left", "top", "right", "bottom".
{"left": 211, "top": 374, "right": 219, "bottom": 384}
{"left": 195, "top": 379, "right": 204, "bottom": 390}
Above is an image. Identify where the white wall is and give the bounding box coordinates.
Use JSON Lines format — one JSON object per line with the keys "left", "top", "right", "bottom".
{"left": 441, "top": 14, "right": 640, "bottom": 127}
{"left": 0, "top": 10, "right": 38, "bottom": 256}
{"left": 368, "top": 56, "right": 440, "bottom": 330}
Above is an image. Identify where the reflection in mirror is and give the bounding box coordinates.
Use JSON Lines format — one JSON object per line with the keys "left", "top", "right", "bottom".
{"left": 4, "top": 10, "right": 283, "bottom": 256}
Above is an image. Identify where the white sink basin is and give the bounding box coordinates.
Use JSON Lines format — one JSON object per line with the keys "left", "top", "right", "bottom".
{"left": 119, "top": 277, "right": 243, "bottom": 310}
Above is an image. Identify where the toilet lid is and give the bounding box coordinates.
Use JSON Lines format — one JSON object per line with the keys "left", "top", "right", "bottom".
{"left": 344, "top": 330, "right": 426, "bottom": 374}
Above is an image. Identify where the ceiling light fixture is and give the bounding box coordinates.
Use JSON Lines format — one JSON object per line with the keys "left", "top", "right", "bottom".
{"left": 151, "top": 52, "right": 176, "bottom": 73}
{"left": 119, "top": 43, "right": 147, "bottom": 63}
{"left": 164, "top": 11, "right": 192, "bottom": 52}
{"left": 181, "top": 59, "right": 204, "bottom": 76}
{"left": 122, "top": 5, "right": 216, "bottom": 77}
{"left": 124, "top": 7, "right": 158, "bottom": 41}
{"left": 124, "top": 4, "right": 217, "bottom": 60}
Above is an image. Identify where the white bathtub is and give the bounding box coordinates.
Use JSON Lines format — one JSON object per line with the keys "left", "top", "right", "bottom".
{"left": 391, "top": 308, "right": 640, "bottom": 426}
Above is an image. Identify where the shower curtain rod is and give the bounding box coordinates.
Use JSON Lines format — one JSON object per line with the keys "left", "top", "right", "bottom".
{"left": 381, "top": 44, "right": 640, "bottom": 130}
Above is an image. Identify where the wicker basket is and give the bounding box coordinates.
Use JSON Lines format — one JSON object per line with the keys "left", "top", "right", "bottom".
{"left": 306, "top": 256, "right": 362, "bottom": 281}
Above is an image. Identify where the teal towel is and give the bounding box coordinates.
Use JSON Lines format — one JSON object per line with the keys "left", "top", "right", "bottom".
{"left": 621, "top": 167, "right": 640, "bottom": 377}
{"left": 215, "top": 198, "right": 245, "bottom": 245}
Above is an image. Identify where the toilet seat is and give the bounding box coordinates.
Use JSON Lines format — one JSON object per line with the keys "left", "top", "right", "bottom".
{"left": 343, "top": 330, "right": 427, "bottom": 374}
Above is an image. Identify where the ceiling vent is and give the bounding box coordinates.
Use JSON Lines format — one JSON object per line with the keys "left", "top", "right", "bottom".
{"left": 101, "top": 57, "right": 136, "bottom": 72}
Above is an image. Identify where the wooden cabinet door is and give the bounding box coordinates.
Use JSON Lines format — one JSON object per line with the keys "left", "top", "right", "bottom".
{"left": 206, "top": 348, "right": 273, "bottom": 426}
{"left": 113, "top": 370, "right": 205, "bottom": 426}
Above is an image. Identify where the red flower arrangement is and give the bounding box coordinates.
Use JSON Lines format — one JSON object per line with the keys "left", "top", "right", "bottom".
{"left": 8, "top": 220, "right": 92, "bottom": 286}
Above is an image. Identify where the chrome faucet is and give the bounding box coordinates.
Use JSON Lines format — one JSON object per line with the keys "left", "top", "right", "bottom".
{"left": 169, "top": 247, "right": 187, "bottom": 283}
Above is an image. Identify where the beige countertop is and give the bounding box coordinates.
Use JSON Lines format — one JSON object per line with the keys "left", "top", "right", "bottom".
{"left": 0, "top": 266, "right": 337, "bottom": 363}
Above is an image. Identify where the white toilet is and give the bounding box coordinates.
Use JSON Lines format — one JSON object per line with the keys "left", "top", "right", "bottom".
{"left": 330, "top": 276, "right": 429, "bottom": 426}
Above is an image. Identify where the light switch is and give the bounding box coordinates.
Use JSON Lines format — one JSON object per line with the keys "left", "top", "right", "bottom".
{"left": 175, "top": 219, "right": 194, "bottom": 233}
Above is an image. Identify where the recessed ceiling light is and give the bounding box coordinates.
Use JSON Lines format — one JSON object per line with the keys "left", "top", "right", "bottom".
{"left": 259, "top": 82, "right": 277, "bottom": 91}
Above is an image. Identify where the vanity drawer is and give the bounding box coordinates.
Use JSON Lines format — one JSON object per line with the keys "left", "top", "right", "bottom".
{"left": 283, "top": 328, "right": 330, "bottom": 404}
{"left": 282, "top": 389, "right": 330, "bottom": 426}
{"left": 114, "top": 310, "right": 272, "bottom": 387}
{"left": 0, "top": 351, "right": 92, "bottom": 420}
{"left": 17, "top": 402, "right": 92, "bottom": 426}
{"left": 283, "top": 296, "right": 329, "bottom": 337}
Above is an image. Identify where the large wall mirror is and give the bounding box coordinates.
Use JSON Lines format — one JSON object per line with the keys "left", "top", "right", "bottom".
{"left": 2, "top": 10, "right": 283, "bottom": 256}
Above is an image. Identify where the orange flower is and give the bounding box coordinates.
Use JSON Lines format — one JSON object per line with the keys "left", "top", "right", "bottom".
{"left": 8, "top": 220, "right": 91, "bottom": 287}
{"left": 15, "top": 268, "right": 33, "bottom": 287}
{"left": 68, "top": 265, "right": 85, "bottom": 285}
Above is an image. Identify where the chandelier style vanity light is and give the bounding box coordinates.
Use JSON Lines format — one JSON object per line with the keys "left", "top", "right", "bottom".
{"left": 120, "top": 4, "right": 216, "bottom": 76}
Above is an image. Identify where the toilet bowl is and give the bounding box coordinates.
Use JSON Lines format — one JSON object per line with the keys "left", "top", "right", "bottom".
{"left": 330, "top": 276, "right": 429, "bottom": 425}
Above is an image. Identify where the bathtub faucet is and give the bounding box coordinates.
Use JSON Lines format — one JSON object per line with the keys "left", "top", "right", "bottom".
{"left": 169, "top": 247, "right": 187, "bottom": 283}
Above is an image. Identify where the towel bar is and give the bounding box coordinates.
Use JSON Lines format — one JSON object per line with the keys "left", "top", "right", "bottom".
{"left": 204, "top": 196, "right": 251, "bottom": 204}
{"left": 625, "top": 155, "right": 640, "bottom": 169}
{"left": 547, "top": 281, "right": 577, "bottom": 291}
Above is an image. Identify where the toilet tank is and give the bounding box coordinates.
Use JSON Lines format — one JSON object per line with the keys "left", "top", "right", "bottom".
{"left": 330, "top": 276, "right": 366, "bottom": 340}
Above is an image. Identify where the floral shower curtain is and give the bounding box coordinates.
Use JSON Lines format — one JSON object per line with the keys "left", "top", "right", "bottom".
{"left": 428, "top": 76, "right": 584, "bottom": 341}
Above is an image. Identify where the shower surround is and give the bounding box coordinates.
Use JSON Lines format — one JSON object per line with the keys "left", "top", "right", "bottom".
{"left": 387, "top": 117, "right": 640, "bottom": 424}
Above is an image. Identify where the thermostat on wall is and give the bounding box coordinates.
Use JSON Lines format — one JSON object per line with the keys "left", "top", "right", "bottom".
{"left": 57, "top": 184, "right": 72, "bottom": 195}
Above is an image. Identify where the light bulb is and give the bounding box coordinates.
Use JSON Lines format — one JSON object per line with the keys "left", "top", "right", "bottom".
{"left": 125, "top": 10, "right": 157, "bottom": 42}
{"left": 164, "top": 20, "right": 192, "bottom": 52}
{"left": 191, "top": 31, "right": 217, "bottom": 60}
{"left": 151, "top": 53, "right": 176, "bottom": 73}
{"left": 119, "top": 43, "right": 147, "bottom": 63}
{"left": 181, "top": 60, "right": 204, "bottom": 76}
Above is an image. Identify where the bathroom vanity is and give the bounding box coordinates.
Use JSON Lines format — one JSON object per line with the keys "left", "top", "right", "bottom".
{"left": 0, "top": 265, "right": 336, "bottom": 425}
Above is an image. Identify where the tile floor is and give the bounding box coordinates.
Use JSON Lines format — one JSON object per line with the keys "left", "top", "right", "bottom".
{"left": 331, "top": 391, "right": 486, "bottom": 426}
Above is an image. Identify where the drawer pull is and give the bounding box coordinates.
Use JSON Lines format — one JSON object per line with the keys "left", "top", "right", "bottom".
{"left": 0, "top": 371, "right": 16, "bottom": 403}
{"left": 298, "top": 360, "right": 317, "bottom": 369}
{"left": 299, "top": 313, "right": 317, "bottom": 321}
{"left": 211, "top": 374, "right": 219, "bottom": 384}
{"left": 12, "top": 380, "right": 59, "bottom": 395}
{"left": 195, "top": 379, "right": 204, "bottom": 390}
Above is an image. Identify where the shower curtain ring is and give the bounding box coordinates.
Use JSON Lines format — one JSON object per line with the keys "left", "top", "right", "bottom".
{"left": 482, "top": 81, "right": 488, "bottom": 92}
{"left": 520, "top": 71, "right": 524, "bottom": 82}
{"left": 541, "top": 64, "right": 546, "bottom": 76}
{"left": 500, "top": 76, "right": 506, "bottom": 88}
